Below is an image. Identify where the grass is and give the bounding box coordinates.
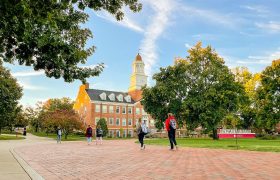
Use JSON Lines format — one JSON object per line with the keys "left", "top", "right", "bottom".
{"left": 144, "top": 138, "right": 280, "bottom": 152}
{"left": 31, "top": 132, "right": 86, "bottom": 141}
{"left": 31, "top": 132, "right": 136, "bottom": 141}
{"left": 0, "top": 134, "right": 25, "bottom": 140}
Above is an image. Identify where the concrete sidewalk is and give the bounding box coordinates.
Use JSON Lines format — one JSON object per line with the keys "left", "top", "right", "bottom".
{"left": 0, "top": 133, "right": 52, "bottom": 180}
{"left": 0, "top": 140, "right": 30, "bottom": 180}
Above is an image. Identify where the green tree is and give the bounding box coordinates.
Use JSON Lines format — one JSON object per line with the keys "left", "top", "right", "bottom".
{"left": 44, "top": 97, "right": 74, "bottom": 111}
{"left": 231, "top": 67, "right": 259, "bottom": 130}
{"left": 142, "top": 42, "right": 246, "bottom": 139}
{"left": 26, "top": 103, "right": 44, "bottom": 132}
{"left": 14, "top": 106, "right": 29, "bottom": 128}
{"left": 0, "top": 62, "right": 23, "bottom": 134}
{"left": 97, "top": 118, "right": 108, "bottom": 137}
{"left": 41, "top": 109, "right": 83, "bottom": 139}
{"left": 0, "top": 0, "right": 142, "bottom": 83}
{"left": 256, "top": 59, "right": 280, "bottom": 133}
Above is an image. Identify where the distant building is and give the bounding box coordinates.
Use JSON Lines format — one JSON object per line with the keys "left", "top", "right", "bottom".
{"left": 73, "top": 54, "right": 155, "bottom": 137}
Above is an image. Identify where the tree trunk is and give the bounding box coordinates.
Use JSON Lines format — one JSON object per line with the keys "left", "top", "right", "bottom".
{"left": 0, "top": 126, "right": 2, "bottom": 135}
{"left": 212, "top": 128, "right": 219, "bottom": 140}
{"left": 64, "top": 131, "right": 68, "bottom": 140}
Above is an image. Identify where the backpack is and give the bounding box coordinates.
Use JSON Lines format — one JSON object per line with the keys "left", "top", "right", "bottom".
{"left": 169, "top": 118, "right": 176, "bottom": 130}
{"left": 98, "top": 129, "right": 103, "bottom": 135}
{"left": 141, "top": 124, "right": 148, "bottom": 135}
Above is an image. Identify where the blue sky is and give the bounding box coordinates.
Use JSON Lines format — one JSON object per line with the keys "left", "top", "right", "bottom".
{"left": 4, "top": 0, "right": 280, "bottom": 107}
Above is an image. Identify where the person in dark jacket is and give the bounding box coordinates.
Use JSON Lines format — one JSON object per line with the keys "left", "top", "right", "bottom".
{"left": 23, "top": 127, "right": 27, "bottom": 136}
{"left": 165, "top": 113, "right": 178, "bottom": 150}
{"left": 85, "top": 125, "right": 93, "bottom": 145}
{"left": 96, "top": 125, "right": 103, "bottom": 145}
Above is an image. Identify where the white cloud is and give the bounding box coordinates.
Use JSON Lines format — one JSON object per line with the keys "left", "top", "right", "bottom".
{"left": 223, "top": 48, "right": 280, "bottom": 67}
{"left": 94, "top": 11, "right": 144, "bottom": 33}
{"left": 180, "top": 4, "right": 237, "bottom": 27}
{"left": 241, "top": 5, "right": 268, "bottom": 14}
{"left": 17, "top": 79, "right": 47, "bottom": 91}
{"left": 12, "top": 70, "right": 44, "bottom": 77}
{"left": 256, "top": 21, "right": 280, "bottom": 32}
{"left": 140, "top": 0, "right": 175, "bottom": 83}
{"left": 80, "top": 64, "right": 108, "bottom": 69}
{"left": 185, "top": 43, "right": 192, "bottom": 49}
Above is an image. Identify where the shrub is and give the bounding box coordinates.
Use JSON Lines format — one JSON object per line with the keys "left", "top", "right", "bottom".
{"left": 258, "top": 134, "right": 278, "bottom": 140}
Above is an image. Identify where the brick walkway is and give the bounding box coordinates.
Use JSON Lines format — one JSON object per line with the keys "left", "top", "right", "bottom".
{"left": 15, "top": 140, "right": 280, "bottom": 180}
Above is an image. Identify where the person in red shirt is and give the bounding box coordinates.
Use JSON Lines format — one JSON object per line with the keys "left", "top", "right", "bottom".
{"left": 85, "top": 125, "right": 93, "bottom": 145}
{"left": 165, "top": 113, "right": 178, "bottom": 150}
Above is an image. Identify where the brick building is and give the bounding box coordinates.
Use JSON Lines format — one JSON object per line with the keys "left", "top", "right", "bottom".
{"left": 73, "top": 54, "right": 155, "bottom": 137}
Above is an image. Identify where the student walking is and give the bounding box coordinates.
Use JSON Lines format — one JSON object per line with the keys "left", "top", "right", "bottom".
{"left": 165, "top": 113, "right": 178, "bottom": 150}
{"left": 96, "top": 125, "right": 103, "bottom": 145}
{"left": 136, "top": 118, "right": 148, "bottom": 150}
{"left": 57, "top": 127, "right": 62, "bottom": 144}
{"left": 86, "top": 125, "right": 93, "bottom": 145}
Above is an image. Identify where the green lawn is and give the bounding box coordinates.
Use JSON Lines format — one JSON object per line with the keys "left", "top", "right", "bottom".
{"left": 0, "top": 135, "right": 25, "bottom": 140}
{"left": 144, "top": 138, "right": 280, "bottom": 152}
{"left": 31, "top": 132, "right": 136, "bottom": 141}
{"left": 31, "top": 132, "right": 86, "bottom": 141}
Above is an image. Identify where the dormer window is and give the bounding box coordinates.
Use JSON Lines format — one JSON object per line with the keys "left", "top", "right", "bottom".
{"left": 108, "top": 93, "right": 115, "bottom": 101}
{"left": 117, "top": 94, "right": 123, "bottom": 102}
{"left": 99, "top": 92, "right": 106, "bottom": 100}
{"left": 125, "top": 95, "right": 131, "bottom": 102}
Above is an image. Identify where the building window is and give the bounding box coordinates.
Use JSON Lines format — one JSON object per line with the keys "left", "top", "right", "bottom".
{"left": 117, "top": 94, "right": 123, "bottom": 102}
{"left": 99, "top": 92, "right": 106, "bottom": 100}
{"left": 116, "top": 118, "right": 120, "bottom": 126}
{"left": 109, "top": 118, "right": 114, "bottom": 125}
{"left": 123, "top": 130, "right": 127, "bottom": 138}
{"left": 102, "top": 105, "right": 107, "bottom": 113}
{"left": 142, "top": 108, "right": 146, "bottom": 114}
{"left": 128, "top": 107, "right": 132, "bottom": 114}
{"left": 116, "top": 106, "right": 120, "bottom": 113}
{"left": 109, "top": 106, "right": 114, "bottom": 113}
{"left": 95, "top": 104, "right": 100, "bottom": 112}
{"left": 128, "top": 119, "right": 132, "bottom": 126}
{"left": 128, "top": 130, "right": 133, "bottom": 137}
{"left": 125, "top": 95, "right": 131, "bottom": 102}
{"left": 136, "top": 108, "right": 140, "bottom": 115}
{"left": 122, "top": 118, "right": 126, "bottom": 126}
{"left": 122, "top": 106, "right": 126, "bottom": 114}
{"left": 108, "top": 93, "right": 115, "bottom": 101}
{"left": 109, "top": 130, "right": 114, "bottom": 138}
{"left": 116, "top": 130, "right": 120, "bottom": 137}
{"left": 95, "top": 118, "right": 100, "bottom": 125}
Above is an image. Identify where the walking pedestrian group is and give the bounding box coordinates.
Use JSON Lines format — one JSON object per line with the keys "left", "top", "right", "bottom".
{"left": 83, "top": 113, "right": 178, "bottom": 151}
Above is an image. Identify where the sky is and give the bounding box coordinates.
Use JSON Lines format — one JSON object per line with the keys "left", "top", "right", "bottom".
{"left": 4, "top": 0, "right": 280, "bottom": 107}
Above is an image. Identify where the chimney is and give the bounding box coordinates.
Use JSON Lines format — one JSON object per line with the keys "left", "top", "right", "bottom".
{"left": 85, "top": 83, "right": 89, "bottom": 89}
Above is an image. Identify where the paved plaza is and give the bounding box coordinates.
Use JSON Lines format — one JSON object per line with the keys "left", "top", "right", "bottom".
{"left": 10, "top": 137, "right": 280, "bottom": 180}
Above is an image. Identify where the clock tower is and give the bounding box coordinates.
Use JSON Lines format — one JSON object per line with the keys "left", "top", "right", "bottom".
{"left": 128, "top": 53, "right": 148, "bottom": 101}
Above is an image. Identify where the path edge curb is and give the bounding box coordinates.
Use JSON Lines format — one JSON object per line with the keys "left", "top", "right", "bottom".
{"left": 9, "top": 148, "right": 44, "bottom": 180}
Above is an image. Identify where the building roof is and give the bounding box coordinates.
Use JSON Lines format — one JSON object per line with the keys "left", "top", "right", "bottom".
{"left": 85, "top": 89, "right": 135, "bottom": 104}
{"left": 135, "top": 53, "right": 142, "bottom": 61}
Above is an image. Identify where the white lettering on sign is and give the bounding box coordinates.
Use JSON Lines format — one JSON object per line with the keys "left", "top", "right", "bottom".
{"left": 219, "top": 129, "right": 252, "bottom": 134}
